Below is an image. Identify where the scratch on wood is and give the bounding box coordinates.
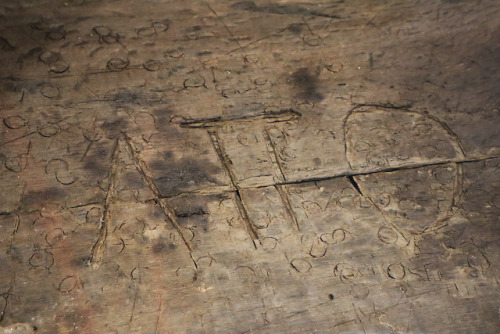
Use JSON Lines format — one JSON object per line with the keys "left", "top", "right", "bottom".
{"left": 263, "top": 127, "right": 300, "bottom": 230}
{"left": 80, "top": 140, "right": 94, "bottom": 161}
{"left": 7, "top": 214, "right": 20, "bottom": 256}
{"left": 154, "top": 298, "right": 163, "bottom": 334}
{"left": 89, "top": 138, "right": 120, "bottom": 269}
{"left": 0, "top": 275, "right": 15, "bottom": 322}
{"left": 207, "top": 3, "right": 242, "bottom": 50}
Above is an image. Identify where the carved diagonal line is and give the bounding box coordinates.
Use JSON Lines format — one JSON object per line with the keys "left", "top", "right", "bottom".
{"left": 263, "top": 127, "right": 286, "bottom": 183}
{"left": 208, "top": 130, "right": 259, "bottom": 248}
{"left": 262, "top": 127, "right": 300, "bottom": 231}
{"left": 275, "top": 184, "right": 300, "bottom": 231}
{"left": 122, "top": 133, "right": 193, "bottom": 254}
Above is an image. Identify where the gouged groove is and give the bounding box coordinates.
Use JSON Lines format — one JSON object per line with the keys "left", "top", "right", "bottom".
{"left": 207, "top": 130, "right": 239, "bottom": 188}
{"left": 411, "top": 109, "right": 467, "bottom": 159}
{"left": 263, "top": 127, "right": 286, "bottom": 183}
{"left": 420, "top": 161, "right": 465, "bottom": 235}
{"left": 122, "top": 133, "right": 193, "bottom": 253}
{"left": 234, "top": 192, "right": 259, "bottom": 248}
{"left": 208, "top": 130, "right": 259, "bottom": 247}
{"left": 177, "top": 109, "right": 301, "bottom": 128}
{"left": 452, "top": 162, "right": 464, "bottom": 209}
{"left": 89, "top": 138, "right": 120, "bottom": 269}
{"left": 342, "top": 105, "right": 467, "bottom": 170}
{"left": 275, "top": 184, "right": 300, "bottom": 231}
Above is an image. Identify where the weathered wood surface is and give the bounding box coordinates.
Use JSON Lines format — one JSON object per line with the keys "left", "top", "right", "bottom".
{"left": 0, "top": 0, "right": 499, "bottom": 333}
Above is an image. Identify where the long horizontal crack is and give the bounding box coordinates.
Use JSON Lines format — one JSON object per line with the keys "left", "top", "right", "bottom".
{"left": 156, "top": 155, "right": 500, "bottom": 200}
{"left": 259, "top": 155, "right": 500, "bottom": 189}
{"left": 176, "top": 109, "right": 301, "bottom": 128}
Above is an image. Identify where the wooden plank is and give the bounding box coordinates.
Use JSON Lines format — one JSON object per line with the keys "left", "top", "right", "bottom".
{"left": 0, "top": 0, "right": 499, "bottom": 332}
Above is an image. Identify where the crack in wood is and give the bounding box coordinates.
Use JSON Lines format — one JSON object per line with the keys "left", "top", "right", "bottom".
{"left": 68, "top": 201, "right": 104, "bottom": 209}
{"left": 155, "top": 155, "right": 499, "bottom": 201}
{"left": 260, "top": 155, "right": 500, "bottom": 190}
{"left": 347, "top": 175, "right": 363, "bottom": 196}
{"left": 158, "top": 186, "right": 234, "bottom": 200}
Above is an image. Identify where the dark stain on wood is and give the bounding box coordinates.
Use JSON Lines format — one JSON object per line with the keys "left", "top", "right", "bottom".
{"left": 291, "top": 67, "right": 324, "bottom": 102}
